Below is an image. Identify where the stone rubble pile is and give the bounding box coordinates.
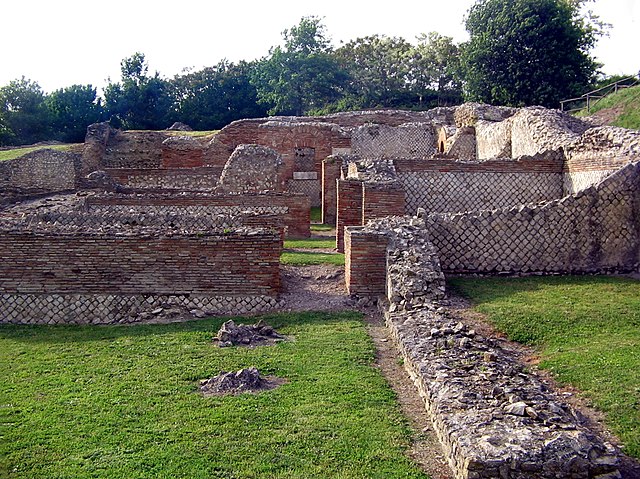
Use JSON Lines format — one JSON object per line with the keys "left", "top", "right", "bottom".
{"left": 200, "top": 367, "right": 277, "bottom": 396}
{"left": 213, "top": 319, "right": 285, "bottom": 347}
{"left": 347, "top": 158, "right": 398, "bottom": 184}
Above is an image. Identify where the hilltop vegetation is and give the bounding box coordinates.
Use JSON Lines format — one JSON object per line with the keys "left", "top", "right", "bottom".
{"left": 581, "top": 85, "right": 640, "bottom": 130}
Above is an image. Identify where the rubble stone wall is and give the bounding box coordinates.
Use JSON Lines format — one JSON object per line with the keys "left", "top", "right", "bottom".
{"left": 86, "top": 192, "right": 311, "bottom": 238}
{"left": 475, "top": 119, "right": 512, "bottom": 159}
{"left": 0, "top": 149, "right": 79, "bottom": 204}
{"left": 105, "top": 167, "right": 222, "bottom": 190}
{"left": 0, "top": 229, "right": 282, "bottom": 325}
{"left": 425, "top": 162, "right": 640, "bottom": 274}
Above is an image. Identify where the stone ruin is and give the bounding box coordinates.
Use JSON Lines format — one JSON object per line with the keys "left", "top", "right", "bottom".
{"left": 213, "top": 319, "right": 286, "bottom": 347}
{"left": 1, "top": 102, "right": 639, "bottom": 478}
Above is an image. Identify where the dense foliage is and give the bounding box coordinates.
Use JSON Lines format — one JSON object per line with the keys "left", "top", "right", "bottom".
{"left": 461, "top": 0, "right": 600, "bottom": 107}
{"left": 0, "top": 6, "right": 613, "bottom": 146}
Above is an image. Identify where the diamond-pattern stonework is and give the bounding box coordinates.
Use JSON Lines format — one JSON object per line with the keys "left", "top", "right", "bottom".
{"left": 0, "top": 294, "right": 278, "bottom": 325}
{"left": 399, "top": 172, "right": 563, "bottom": 215}
{"left": 286, "top": 179, "right": 321, "bottom": 207}
{"left": 425, "top": 162, "right": 640, "bottom": 274}
{"left": 351, "top": 123, "right": 436, "bottom": 159}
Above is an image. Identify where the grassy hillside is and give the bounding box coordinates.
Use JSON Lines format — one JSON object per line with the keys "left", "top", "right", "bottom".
{"left": 0, "top": 144, "right": 82, "bottom": 162}
{"left": 578, "top": 84, "right": 640, "bottom": 129}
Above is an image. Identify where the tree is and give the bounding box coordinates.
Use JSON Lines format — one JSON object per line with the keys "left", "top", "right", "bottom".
{"left": 252, "top": 16, "right": 347, "bottom": 115}
{"left": 173, "top": 61, "right": 267, "bottom": 130}
{"left": 461, "top": 0, "right": 600, "bottom": 107}
{"left": 46, "top": 85, "right": 103, "bottom": 143}
{"left": 412, "top": 33, "right": 463, "bottom": 106}
{"left": 0, "top": 77, "right": 50, "bottom": 146}
{"left": 104, "top": 53, "right": 175, "bottom": 129}
{"left": 336, "top": 35, "right": 417, "bottom": 109}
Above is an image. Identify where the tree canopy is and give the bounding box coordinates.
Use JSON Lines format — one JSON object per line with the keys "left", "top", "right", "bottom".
{"left": 0, "top": 8, "right": 615, "bottom": 146}
{"left": 461, "top": 0, "right": 600, "bottom": 107}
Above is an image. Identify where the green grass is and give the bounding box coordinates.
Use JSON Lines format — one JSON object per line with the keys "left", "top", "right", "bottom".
{"left": 284, "top": 238, "right": 335, "bottom": 249}
{"left": 311, "top": 224, "right": 335, "bottom": 232}
{"left": 576, "top": 84, "right": 640, "bottom": 129}
{"left": 449, "top": 275, "right": 640, "bottom": 458}
{"left": 281, "top": 251, "right": 344, "bottom": 266}
{"left": 0, "top": 144, "right": 80, "bottom": 162}
{"left": 0, "top": 312, "right": 427, "bottom": 479}
{"left": 310, "top": 207, "right": 322, "bottom": 223}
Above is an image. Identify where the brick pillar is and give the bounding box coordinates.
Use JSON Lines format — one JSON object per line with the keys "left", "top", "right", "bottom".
{"left": 336, "top": 179, "right": 363, "bottom": 253}
{"left": 345, "top": 227, "right": 389, "bottom": 296}
{"left": 362, "top": 183, "right": 406, "bottom": 223}
{"left": 286, "top": 195, "right": 311, "bottom": 238}
{"left": 322, "top": 157, "right": 342, "bottom": 225}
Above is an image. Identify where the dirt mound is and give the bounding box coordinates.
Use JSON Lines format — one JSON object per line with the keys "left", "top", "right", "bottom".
{"left": 199, "top": 367, "right": 285, "bottom": 396}
{"left": 213, "top": 319, "right": 285, "bottom": 347}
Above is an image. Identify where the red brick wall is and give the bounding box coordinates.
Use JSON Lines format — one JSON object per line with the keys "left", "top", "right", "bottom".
{"left": 336, "top": 179, "right": 363, "bottom": 252}
{"left": 344, "top": 227, "right": 389, "bottom": 296}
{"left": 362, "top": 184, "right": 406, "bottom": 223}
{"left": 161, "top": 148, "right": 204, "bottom": 168}
{"left": 322, "top": 158, "right": 342, "bottom": 225}
{"left": 0, "top": 231, "right": 281, "bottom": 296}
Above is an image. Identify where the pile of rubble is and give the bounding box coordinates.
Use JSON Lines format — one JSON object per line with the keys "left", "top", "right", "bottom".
{"left": 213, "top": 319, "right": 286, "bottom": 347}
{"left": 200, "top": 367, "right": 283, "bottom": 396}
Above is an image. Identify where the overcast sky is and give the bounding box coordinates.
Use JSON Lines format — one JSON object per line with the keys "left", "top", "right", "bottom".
{"left": 1, "top": 0, "right": 637, "bottom": 94}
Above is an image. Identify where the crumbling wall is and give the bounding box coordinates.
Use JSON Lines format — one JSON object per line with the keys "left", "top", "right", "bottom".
{"left": 105, "top": 167, "right": 222, "bottom": 190}
{"left": 510, "top": 107, "right": 590, "bottom": 158}
{"left": 563, "top": 126, "right": 640, "bottom": 194}
{"left": 425, "top": 162, "right": 640, "bottom": 274}
{"left": 395, "top": 154, "right": 564, "bottom": 215}
{"left": 0, "top": 203, "right": 283, "bottom": 324}
{"left": 0, "top": 149, "right": 80, "bottom": 204}
{"left": 475, "top": 120, "right": 512, "bottom": 159}
{"left": 86, "top": 192, "right": 311, "bottom": 238}
{"left": 351, "top": 123, "right": 436, "bottom": 158}
{"left": 161, "top": 135, "right": 205, "bottom": 168}
{"left": 101, "top": 129, "right": 168, "bottom": 168}
{"left": 218, "top": 144, "right": 287, "bottom": 193}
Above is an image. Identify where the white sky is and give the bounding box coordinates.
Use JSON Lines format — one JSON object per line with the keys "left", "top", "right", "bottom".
{"left": 0, "top": 0, "right": 638, "bottom": 95}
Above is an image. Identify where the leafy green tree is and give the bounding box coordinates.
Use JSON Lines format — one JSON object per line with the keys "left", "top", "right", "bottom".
{"left": 45, "top": 85, "right": 103, "bottom": 143}
{"left": 461, "top": 0, "right": 600, "bottom": 107}
{"left": 0, "top": 77, "right": 50, "bottom": 146}
{"left": 412, "top": 33, "right": 463, "bottom": 106}
{"left": 104, "top": 53, "right": 175, "bottom": 129}
{"left": 336, "top": 35, "right": 416, "bottom": 109}
{"left": 173, "top": 60, "right": 266, "bottom": 130}
{"left": 252, "top": 16, "right": 347, "bottom": 115}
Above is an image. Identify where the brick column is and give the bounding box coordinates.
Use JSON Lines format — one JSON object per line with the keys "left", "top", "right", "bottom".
{"left": 362, "top": 183, "right": 406, "bottom": 223}
{"left": 344, "top": 227, "right": 389, "bottom": 296}
{"left": 322, "top": 157, "right": 342, "bottom": 225}
{"left": 336, "top": 179, "right": 363, "bottom": 252}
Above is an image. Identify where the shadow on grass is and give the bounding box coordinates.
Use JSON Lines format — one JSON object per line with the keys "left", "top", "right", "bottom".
{"left": 0, "top": 310, "right": 361, "bottom": 345}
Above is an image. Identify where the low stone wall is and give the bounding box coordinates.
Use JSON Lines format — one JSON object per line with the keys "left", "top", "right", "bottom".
{"left": 0, "top": 224, "right": 282, "bottom": 325}
{"left": 0, "top": 149, "right": 79, "bottom": 204}
{"left": 104, "top": 167, "right": 222, "bottom": 190}
{"left": 86, "top": 192, "right": 311, "bottom": 238}
{"left": 351, "top": 123, "right": 436, "bottom": 159}
{"left": 426, "top": 162, "right": 640, "bottom": 274}
{"left": 344, "top": 216, "right": 621, "bottom": 478}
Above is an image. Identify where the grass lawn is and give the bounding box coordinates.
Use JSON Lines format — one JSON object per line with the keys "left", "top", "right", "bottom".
{"left": 0, "top": 311, "right": 427, "bottom": 479}
{"left": 0, "top": 144, "right": 81, "bottom": 162}
{"left": 448, "top": 275, "right": 640, "bottom": 458}
{"left": 310, "top": 224, "right": 335, "bottom": 233}
{"left": 280, "top": 251, "right": 344, "bottom": 266}
{"left": 310, "top": 207, "right": 322, "bottom": 223}
{"left": 284, "top": 238, "right": 336, "bottom": 250}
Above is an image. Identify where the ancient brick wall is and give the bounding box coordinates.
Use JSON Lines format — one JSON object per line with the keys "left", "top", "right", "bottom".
{"left": 105, "top": 167, "right": 222, "bottom": 190}
{"left": 425, "top": 162, "right": 640, "bottom": 274}
{"left": 321, "top": 157, "right": 343, "bottom": 224}
{"left": 0, "top": 228, "right": 282, "bottom": 324}
{"left": 336, "top": 179, "right": 363, "bottom": 252}
{"left": 344, "top": 228, "right": 389, "bottom": 296}
{"left": 395, "top": 156, "right": 564, "bottom": 215}
{"left": 362, "top": 183, "right": 405, "bottom": 222}
{"left": 87, "top": 192, "right": 310, "bottom": 238}
{"left": 0, "top": 149, "right": 79, "bottom": 203}
{"left": 101, "top": 130, "right": 168, "bottom": 168}
{"left": 160, "top": 135, "right": 205, "bottom": 168}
